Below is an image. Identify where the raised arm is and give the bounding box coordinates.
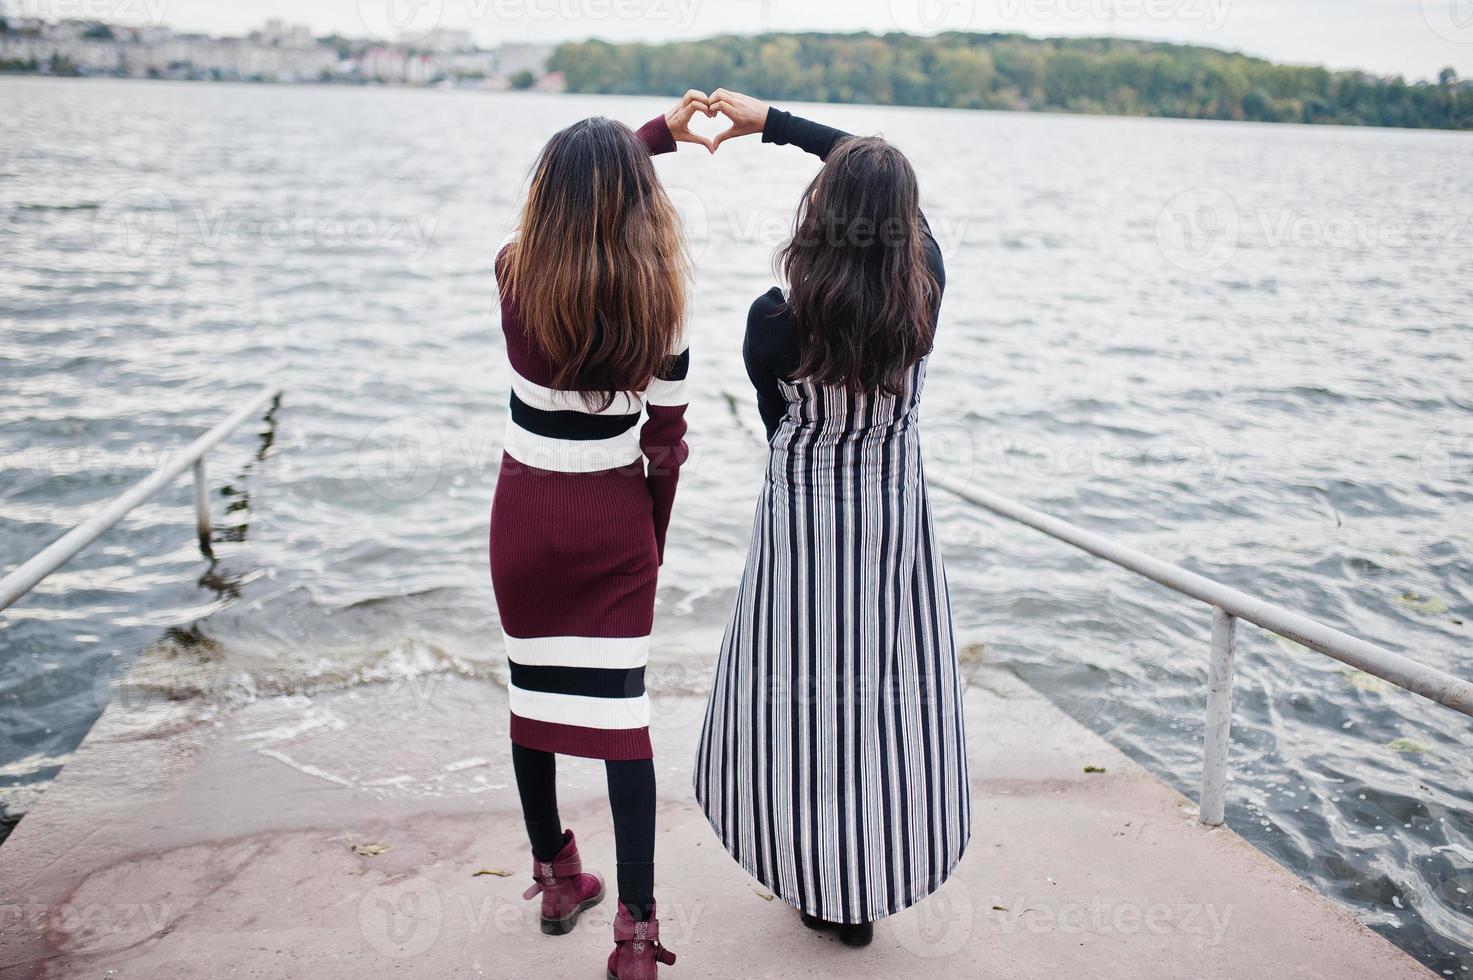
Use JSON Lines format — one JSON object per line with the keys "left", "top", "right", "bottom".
{"left": 641, "top": 337, "right": 690, "bottom": 563}
{"left": 760, "top": 108, "right": 851, "bottom": 160}
{"left": 635, "top": 90, "right": 717, "bottom": 157}
{"left": 710, "top": 90, "right": 947, "bottom": 294}
{"left": 708, "top": 90, "right": 851, "bottom": 159}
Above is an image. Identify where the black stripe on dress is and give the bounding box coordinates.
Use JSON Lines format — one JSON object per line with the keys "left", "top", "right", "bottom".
{"left": 509, "top": 392, "right": 641, "bottom": 441}
{"left": 658, "top": 348, "right": 691, "bottom": 381}
{"left": 509, "top": 661, "right": 646, "bottom": 699}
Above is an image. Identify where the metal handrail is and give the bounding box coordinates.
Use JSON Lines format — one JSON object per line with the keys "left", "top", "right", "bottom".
{"left": 930, "top": 473, "right": 1473, "bottom": 826}
{"left": 0, "top": 386, "right": 281, "bottom": 613}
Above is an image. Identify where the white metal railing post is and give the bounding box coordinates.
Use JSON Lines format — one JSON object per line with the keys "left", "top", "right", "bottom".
{"left": 0, "top": 386, "right": 278, "bottom": 613}
{"left": 929, "top": 474, "right": 1473, "bottom": 718}
{"left": 193, "top": 457, "right": 211, "bottom": 552}
{"left": 1200, "top": 607, "right": 1238, "bottom": 826}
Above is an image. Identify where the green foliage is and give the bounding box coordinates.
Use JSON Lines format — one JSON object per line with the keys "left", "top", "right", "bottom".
{"left": 511, "top": 69, "right": 536, "bottom": 91}
{"left": 548, "top": 32, "right": 1473, "bottom": 131}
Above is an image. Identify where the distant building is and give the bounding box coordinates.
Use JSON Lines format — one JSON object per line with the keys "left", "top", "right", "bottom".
{"left": 419, "top": 28, "right": 473, "bottom": 52}
{"left": 496, "top": 43, "right": 552, "bottom": 78}
{"left": 0, "top": 16, "right": 557, "bottom": 89}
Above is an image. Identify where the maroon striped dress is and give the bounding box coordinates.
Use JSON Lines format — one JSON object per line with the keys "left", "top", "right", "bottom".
{"left": 490, "top": 116, "right": 689, "bottom": 761}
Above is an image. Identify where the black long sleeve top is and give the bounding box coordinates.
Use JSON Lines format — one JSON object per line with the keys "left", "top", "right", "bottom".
{"left": 743, "top": 108, "right": 947, "bottom": 440}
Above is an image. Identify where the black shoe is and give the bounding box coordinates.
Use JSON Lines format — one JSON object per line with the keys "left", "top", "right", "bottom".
{"left": 798, "top": 911, "right": 873, "bottom": 947}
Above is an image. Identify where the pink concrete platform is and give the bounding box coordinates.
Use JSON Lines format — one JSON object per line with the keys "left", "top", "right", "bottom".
{"left": 0, "top": 663, "right": 1430, "bottom": 979}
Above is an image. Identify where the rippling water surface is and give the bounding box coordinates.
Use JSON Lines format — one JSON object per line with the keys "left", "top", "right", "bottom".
{"left": 1, "top": 77, "right": 1469, "bottom": 970}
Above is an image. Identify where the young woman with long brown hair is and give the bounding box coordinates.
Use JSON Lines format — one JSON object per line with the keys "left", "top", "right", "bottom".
{"left": 693, "top": 91, "right": 972, "bottom": 948}
{"left": 490, "top": 91, "right": 712, "bottom": 979}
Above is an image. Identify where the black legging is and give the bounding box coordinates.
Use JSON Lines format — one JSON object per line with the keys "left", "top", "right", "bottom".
{"left": 512, "top": 743, "right": 655, "bottom": 921}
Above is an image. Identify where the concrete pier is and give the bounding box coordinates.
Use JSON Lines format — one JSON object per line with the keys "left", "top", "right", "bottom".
{"left": 0, "top": 661, "right": 1431, "bottom": 979}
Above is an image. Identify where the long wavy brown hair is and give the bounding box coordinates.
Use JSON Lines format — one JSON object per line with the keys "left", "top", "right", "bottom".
{"left": 779, "top": 136, "right": 940, "bottom": 396}
{"left": 502, "top": 117, "right": 687, "bottom": 409}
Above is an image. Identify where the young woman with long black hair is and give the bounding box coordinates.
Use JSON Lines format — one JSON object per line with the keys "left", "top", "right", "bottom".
{"left": 490, "top": 91, "right": 712, "bottom": 979}
{"left": 694, "top": 90, "right": 972, "bottom": 947}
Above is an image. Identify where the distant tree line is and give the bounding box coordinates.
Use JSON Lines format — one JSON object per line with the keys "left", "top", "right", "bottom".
{"left": 549, "top": 32, "right": 1472, "bottom": 130}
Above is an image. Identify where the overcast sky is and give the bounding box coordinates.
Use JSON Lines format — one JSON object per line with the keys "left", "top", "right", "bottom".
{"left": 20, "top": 0, "right": 1473, "bottom": 79}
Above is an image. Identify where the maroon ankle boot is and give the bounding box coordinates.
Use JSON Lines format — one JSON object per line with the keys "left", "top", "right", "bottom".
{"left": 606, "top": 901, "right": 676, "bottom": 980}
{"left": 521, "top": 830, "right": 604, "bottom": 935}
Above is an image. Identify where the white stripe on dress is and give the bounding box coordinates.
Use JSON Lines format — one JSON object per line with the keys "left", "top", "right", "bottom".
{"left": 509, "top": 685, "right": 651, "bottom": 729}
{"left": 646, "top": 343, "right": 690, "bottom": 407}
{"left": 503, "top": 419, "right": 643, "bottom": 473}
{"left": 511, "top": 367, "right": 644, "bottom": 416}
{"left": 504, "top": 634, "right": 651, "bottom": 670}
{"left": 645, "top": 375, "right": 689, "bottom": 407}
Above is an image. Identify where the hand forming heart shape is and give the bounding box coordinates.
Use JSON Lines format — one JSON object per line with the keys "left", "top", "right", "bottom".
{"left": 664, "top": 89, "right": 771, "bottom": 155}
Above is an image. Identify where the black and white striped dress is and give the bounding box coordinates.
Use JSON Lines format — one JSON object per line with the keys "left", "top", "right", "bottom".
{"left": 694, "top": 107, "right": 970, "bottom": 924}
{"left": 693, "top": 350, "right": 971, "bottom": 923}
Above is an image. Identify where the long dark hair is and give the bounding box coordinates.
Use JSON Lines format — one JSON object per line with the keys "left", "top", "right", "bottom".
{"left": 778, "top": 136, "right": 939, "bottom": 396}
{"left": 502, "top": 117, "right": 687, "bottom": 409}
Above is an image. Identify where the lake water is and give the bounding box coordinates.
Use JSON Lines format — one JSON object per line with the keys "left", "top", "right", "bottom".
{"left": 0, "top": 77, "right": 1469, "bottom": 971}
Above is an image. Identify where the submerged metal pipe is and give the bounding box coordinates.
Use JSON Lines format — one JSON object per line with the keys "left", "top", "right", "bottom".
{"left": 0, "top": 386, "right": 279, "bottom": 612}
